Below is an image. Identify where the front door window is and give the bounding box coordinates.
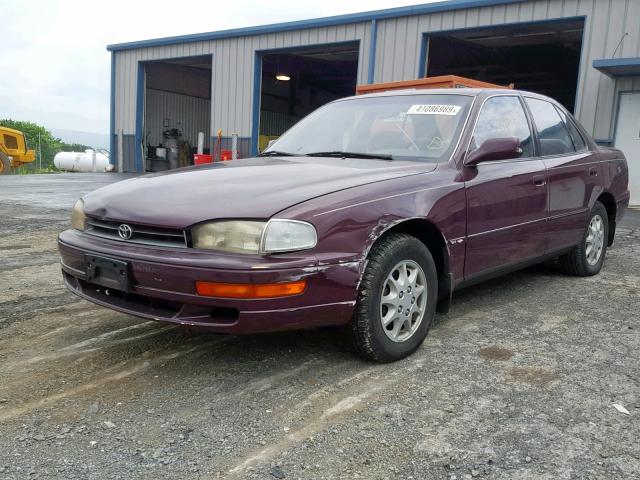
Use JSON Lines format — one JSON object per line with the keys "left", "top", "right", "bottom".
{"left": 472, "top": 96, "right": 534, "bottom": 158}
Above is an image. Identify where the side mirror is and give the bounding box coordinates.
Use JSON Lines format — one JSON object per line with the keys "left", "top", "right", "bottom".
{"left": 464, "top": 137, "right": 522, "bottom": 166}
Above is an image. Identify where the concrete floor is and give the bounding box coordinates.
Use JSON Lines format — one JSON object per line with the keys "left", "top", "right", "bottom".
{"left": 0, "top": 173, "right": 137, "bottom": 210}
{"left": 0, "top": 173, "right": 638, "bottom": 479}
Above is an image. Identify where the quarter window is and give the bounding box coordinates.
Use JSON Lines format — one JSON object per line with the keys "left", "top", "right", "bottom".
{"left": 525, "top": 98, "right": 576, "bottom": 156}
{"left": 555, "top": 106, "right": 587, "bottom": 151}
{"left": 471, "top": 96, "right": 533, "bottom": 158}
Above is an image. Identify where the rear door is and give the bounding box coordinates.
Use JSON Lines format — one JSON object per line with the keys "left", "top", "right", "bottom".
{"left": 464, "top": 95, "right": 548, "bottom": 278}
{"left": 524, "top": 97, "right": 596, "bottom": 253}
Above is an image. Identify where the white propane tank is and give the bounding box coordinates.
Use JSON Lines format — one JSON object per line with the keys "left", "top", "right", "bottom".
{"left": 54, "top": 149, "right": 111, "bottom": 172}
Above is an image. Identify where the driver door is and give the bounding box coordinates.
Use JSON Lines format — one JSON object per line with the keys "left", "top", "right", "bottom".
{"left": 464, "top": 95, "right": 548, "bottom": 278}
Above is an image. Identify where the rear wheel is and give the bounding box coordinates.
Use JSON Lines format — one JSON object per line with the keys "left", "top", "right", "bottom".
{"left": 559, "top": 201, "right": 608, "bottom": 276}
{"left": 350, "top": 233, "right": 438, "bottom": 363}
{"left": 0, "top": 152, "right": 10, "bottom": 175}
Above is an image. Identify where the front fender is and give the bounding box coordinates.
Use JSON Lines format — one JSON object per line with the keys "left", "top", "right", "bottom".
{"left": 276, "top": 167, "right": 467, "bottom": 284}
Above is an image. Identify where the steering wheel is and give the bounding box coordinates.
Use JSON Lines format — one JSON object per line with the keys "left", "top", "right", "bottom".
{"left": 425, "top": 136, "right": 448, "bottom": 151}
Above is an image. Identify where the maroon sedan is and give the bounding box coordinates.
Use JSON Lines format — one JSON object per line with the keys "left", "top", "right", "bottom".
{"left": 59, "top": 89, "right": 630, "bottom": 362}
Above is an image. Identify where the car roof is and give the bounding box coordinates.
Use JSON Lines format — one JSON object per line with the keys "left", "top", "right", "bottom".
{"left": 339, "top": 88, "right": 565, "bottom": 112}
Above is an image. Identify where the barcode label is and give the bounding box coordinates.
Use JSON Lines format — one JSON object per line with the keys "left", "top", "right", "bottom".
{"left": 407, "top": 104, "right": 462, "bottom": 115}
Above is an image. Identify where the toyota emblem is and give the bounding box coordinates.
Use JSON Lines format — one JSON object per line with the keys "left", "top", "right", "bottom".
{"left": 118, "top": 224, "right": 133, "bottom": 240}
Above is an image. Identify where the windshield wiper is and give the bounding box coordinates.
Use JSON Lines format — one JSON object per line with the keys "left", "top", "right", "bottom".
{"left": 305, "top": 151, "right": 393, "bottom": 160}
{"left": 257, "top": 150, "right": 296, "bottom": 157}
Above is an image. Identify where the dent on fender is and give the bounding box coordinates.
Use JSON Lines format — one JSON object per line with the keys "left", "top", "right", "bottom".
{"left": 355, "top": 216, "right": 453, "bottom": 288}
{"left": 363, "top": 217, "right": 406, "bottom": 257}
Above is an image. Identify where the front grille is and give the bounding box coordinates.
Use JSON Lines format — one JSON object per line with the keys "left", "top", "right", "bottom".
{"left": 85, "top": 217, "right": 187, "bottom": 248}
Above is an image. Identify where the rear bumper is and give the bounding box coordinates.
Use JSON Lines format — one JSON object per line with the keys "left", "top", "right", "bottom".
{"left": 58, "top": 230, "right": 359, "bottom": 333}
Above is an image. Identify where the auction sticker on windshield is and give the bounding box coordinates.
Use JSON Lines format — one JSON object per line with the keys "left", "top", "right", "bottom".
{"left": 408, "top": 104, "right": 461, "bottom": 115}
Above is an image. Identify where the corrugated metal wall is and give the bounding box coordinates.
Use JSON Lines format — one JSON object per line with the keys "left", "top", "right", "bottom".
{"left": 209, "top": 25, "right": 370, "bottom": 137}
{"left": 113, "top": 23, "right": 371, "bottom": 140}
{"left": 113, "top": 0, "right": 640, "bottom": 169}
{"left": 145, "top": 89, "right": 211, "bottom": 148}
{"left": 374, "top": 0, "right": 640, "bottom": 141}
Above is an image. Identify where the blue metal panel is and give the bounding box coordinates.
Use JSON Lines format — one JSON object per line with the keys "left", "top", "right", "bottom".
{"left": 417, "top": 34, "right": 429, "bottom": 78}
{"left": 134, "top": 62, "right": 145, "bottom": 173}
{"left": 593, "top": 58, "right": 640, "bottom": 78}
{"left": 367, "top": 19, "right": 377, "bottom": 84}
{"left": 251, "top": 53, "right": 262, "bottom": 157}
{"left": 107, "top": 0, "right": 527, "bottom": 52}
{"left": 573, "top": 16, "right": 588, "bottom": 117}
{"left": 109, "top": 52, "right": 116, "bottom": 166}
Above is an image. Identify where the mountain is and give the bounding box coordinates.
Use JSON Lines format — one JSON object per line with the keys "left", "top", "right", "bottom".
{"left": 51, "top": 129, "right": 109, "bottom": 150}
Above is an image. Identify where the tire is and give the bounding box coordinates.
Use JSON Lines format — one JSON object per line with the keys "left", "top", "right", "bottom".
{"left": 559, "top": 201, "right": 609, "bottom": 276}
{"left": 350, "top": 233, "right": 438, "bottom": 363}
{"left": 0, "top": 152, "right": 10, "bottom": 175}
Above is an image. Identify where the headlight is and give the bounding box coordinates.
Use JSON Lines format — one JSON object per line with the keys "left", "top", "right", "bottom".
{"left": 262, "top": 219, "right": 317, "bottom": 253}
{"left": 192, "top": 221, "right": 266, "bottom": 254}
{"left": 71, "top": 199, "right": 86, "bottom": 231}
{"left": 191, "top": 219, "right": 317, "bottom": 254}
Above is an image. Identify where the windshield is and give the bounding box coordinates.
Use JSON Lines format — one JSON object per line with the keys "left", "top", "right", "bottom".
{"left": 263, "top": 94, "right": 473, "bottom": 162}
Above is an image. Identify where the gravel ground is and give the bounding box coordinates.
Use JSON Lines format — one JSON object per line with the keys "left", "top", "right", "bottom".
{"left": 0, "top": 173, "right": 638, "bottom": 480}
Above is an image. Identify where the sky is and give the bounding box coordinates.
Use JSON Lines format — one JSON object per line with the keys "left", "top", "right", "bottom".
{"left": 1, "top": 0, "right": 434, "bottom": 135}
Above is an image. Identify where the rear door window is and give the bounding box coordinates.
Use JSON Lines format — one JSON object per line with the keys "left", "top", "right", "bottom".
{"left": 471, "top": 96, "right": 534, "bottom": 158}
{"left": 525, "top": 98, "right": 576, "bottom": 156}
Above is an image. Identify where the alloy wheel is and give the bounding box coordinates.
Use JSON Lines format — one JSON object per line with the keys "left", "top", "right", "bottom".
{"left": 379, "top": 260, "right": 428, "bottom": 343}
{"left": 586, "top": 214, "right": 605, "bottom": 266}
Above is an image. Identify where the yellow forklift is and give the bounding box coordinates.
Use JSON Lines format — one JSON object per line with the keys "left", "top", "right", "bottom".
{"left": 0, "top": 126, "right": 36, "bottom": 174}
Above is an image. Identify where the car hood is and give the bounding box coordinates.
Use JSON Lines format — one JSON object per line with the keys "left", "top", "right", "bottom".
{"left": 83, "top": 156, "right": 436, "bottom": 228}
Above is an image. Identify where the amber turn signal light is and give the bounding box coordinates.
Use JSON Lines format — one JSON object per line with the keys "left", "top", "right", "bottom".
{"left": 195, "top": 280, "right": 306, "bottom": 299}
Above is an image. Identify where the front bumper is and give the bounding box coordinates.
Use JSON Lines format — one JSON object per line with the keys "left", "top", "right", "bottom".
{"left": 58, "top": 229, "right": 359, "bottom": 333}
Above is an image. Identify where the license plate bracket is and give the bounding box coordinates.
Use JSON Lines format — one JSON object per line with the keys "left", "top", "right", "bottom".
{"left": 85, "top": 255, "right": 129, "bottom": 292}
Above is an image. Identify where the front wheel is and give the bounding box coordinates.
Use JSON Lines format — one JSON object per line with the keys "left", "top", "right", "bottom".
{"left": 0, "top": 153, "right": 10, "bottom": 175}
{"left": 559, "top": 201, "right": 609, "bottom": 276}
{"left": 350, "top": 233, "right": 438, "bottom": 363}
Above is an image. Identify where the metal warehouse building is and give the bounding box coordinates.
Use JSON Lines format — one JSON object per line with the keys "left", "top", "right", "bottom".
{"left": 107, "top": 0, "right": 640, "bottom": 189}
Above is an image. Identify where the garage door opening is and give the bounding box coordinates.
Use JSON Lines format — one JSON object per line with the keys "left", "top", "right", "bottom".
{"left": 258, "top": 43, "right": 359, "bottom": 151}
{"left": 144, "top": 55, "right": 212, "bottom": 172}
{"left": 425, "top": 18, "right": 584, "bottom": 112}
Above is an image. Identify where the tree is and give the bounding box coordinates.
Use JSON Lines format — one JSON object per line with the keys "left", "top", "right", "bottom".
{"left": 0, "top": 119, "right": 90, "bottom": 169}
{"left": 59, "top": 143, "right": 93, "bottom": 153}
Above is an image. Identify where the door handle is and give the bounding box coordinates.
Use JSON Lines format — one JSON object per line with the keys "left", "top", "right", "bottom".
{"left": 533, "top": 175, "right": 546, "bottom": 187}
{"left": 589, "top": 167, "right": 598, "bottom": 177}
